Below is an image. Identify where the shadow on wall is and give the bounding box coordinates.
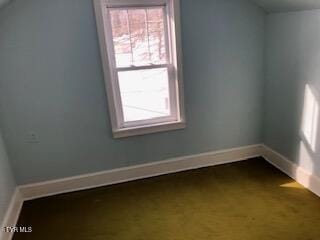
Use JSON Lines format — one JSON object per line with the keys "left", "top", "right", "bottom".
{"left": 297, "top": 83, "right": 320, "bottom": 189}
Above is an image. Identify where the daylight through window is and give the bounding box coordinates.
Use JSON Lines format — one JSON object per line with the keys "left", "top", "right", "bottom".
{"left": 94, "top": 0, "right": 185, "bottom": 137}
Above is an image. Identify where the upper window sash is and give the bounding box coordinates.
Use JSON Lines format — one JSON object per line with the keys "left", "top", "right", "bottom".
{"left": 107, "top": 6, "right": 171, "bottom": 69}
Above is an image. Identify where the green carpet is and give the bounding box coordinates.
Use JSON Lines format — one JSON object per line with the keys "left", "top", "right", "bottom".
{"left": 13, "top": 158, "right": 320, "bottom": 240}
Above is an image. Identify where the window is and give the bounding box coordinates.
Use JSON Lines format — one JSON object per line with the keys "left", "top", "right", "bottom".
{"left": 94, "top": 0, "right": 185, "bottom": 138}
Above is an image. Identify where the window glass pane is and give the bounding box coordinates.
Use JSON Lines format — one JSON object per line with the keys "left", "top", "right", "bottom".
{"left": 118, "top": 68, "right": 170, "bottom": 122}
{"left": 110, "top": 8, "right": 167, "bottom": 67}
{"left": 109, "top": 10, "right": 132, "bottom": 67}
{"left": 147, "top": 8, "right": 166, "bottom": 63}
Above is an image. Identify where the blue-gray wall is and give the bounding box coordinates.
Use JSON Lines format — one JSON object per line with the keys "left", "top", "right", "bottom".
{"left": 0, "top": 0, "right": 9, "bottom": 8}
{"left": 0, "top": 0, "right": 265, "bottom": 184}
{"left": 264, "top": 10, "right": 320, "bottom": 176}
{"left": 0, "top": 129, "right": 16, "bottom": 224}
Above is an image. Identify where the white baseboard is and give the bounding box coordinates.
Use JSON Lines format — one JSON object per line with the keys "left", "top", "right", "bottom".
{"left": 261, "top": 144, "right": 320, "bottom": 197}
{"left": 0, "top": 189, "right": 23, "bottom": 240}
{"left": 2, "top": 143, "right": 320, "bottom": 240}
{"left": 19, "top": 144, "right": 263, "bottom": 200}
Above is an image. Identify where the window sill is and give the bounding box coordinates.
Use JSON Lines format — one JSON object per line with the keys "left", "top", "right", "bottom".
{"left": 113, "top": 121, "right": 186, "bottom": 138}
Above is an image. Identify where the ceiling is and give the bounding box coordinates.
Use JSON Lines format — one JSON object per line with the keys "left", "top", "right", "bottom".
{"left": 1, "top": 0, "right": 320, "bottom": 14}
{"left": 0, "top": 0, "right": 10, "bottom": 9}
{"left": 252, "top": 0, "right": 320, "bottom": 13}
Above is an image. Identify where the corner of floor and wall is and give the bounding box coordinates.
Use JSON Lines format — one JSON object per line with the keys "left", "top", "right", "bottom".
{"left": 0, "top": 0, "right": 320, "bottom": 240}
{"left": 0, "top": 130, "right": 21, "bottom": 240}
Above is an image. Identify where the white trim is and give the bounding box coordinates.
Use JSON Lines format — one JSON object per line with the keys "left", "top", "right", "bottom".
{"left": 19, "top": 144, "right": 263, "bottom": 201}
{"left": 93, "top": 0, "right": 120, "bottom": 132}
{"left": 117, "top": 64, "right": 168, "bottom": 72}
{"left": 0, "top": 189, "right": 23, "bottom": 240}
{"left": 114, "top": 120, "right": 185, "bottom": 138}
{"left": 261, "top": 144, "right": 320, "bottom": 197}
{"left": 105, "top": 0, "right": 168, "bottom": 8}
{"left": 168, "top": 0, "right": 185, "bottom": 123}
{"left": 93, "top": 0, "right": 186, "bottom": 138}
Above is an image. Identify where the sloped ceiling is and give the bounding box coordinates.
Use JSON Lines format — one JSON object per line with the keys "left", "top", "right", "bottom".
{"left": 0, "top": 0, "right": 10, "bottom": 9}
{"left": 252, "top": 0, "right": 320, "bottom": 13}
{"left": 1, "top": 0, "right": 320, "bottom": 13}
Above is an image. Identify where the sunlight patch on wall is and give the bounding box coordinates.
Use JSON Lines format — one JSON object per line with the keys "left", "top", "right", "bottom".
{"left": 298, "top": 141, "right": 314, "bottom": 170}
{"left": 301, "top": 84, "right": 319, "bottom": 152}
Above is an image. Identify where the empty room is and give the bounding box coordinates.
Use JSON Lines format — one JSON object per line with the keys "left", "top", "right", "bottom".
{"left": 0, "top": 0, "right": 320, "bottom": 239}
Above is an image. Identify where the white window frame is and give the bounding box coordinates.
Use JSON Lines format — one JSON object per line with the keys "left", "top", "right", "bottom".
{"left": 94, "top": 0, "right": 185, "bottom": 138}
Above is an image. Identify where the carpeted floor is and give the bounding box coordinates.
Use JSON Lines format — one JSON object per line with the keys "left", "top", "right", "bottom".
{"left": 13, "top": 158, "right": 320, "bottom": 240}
